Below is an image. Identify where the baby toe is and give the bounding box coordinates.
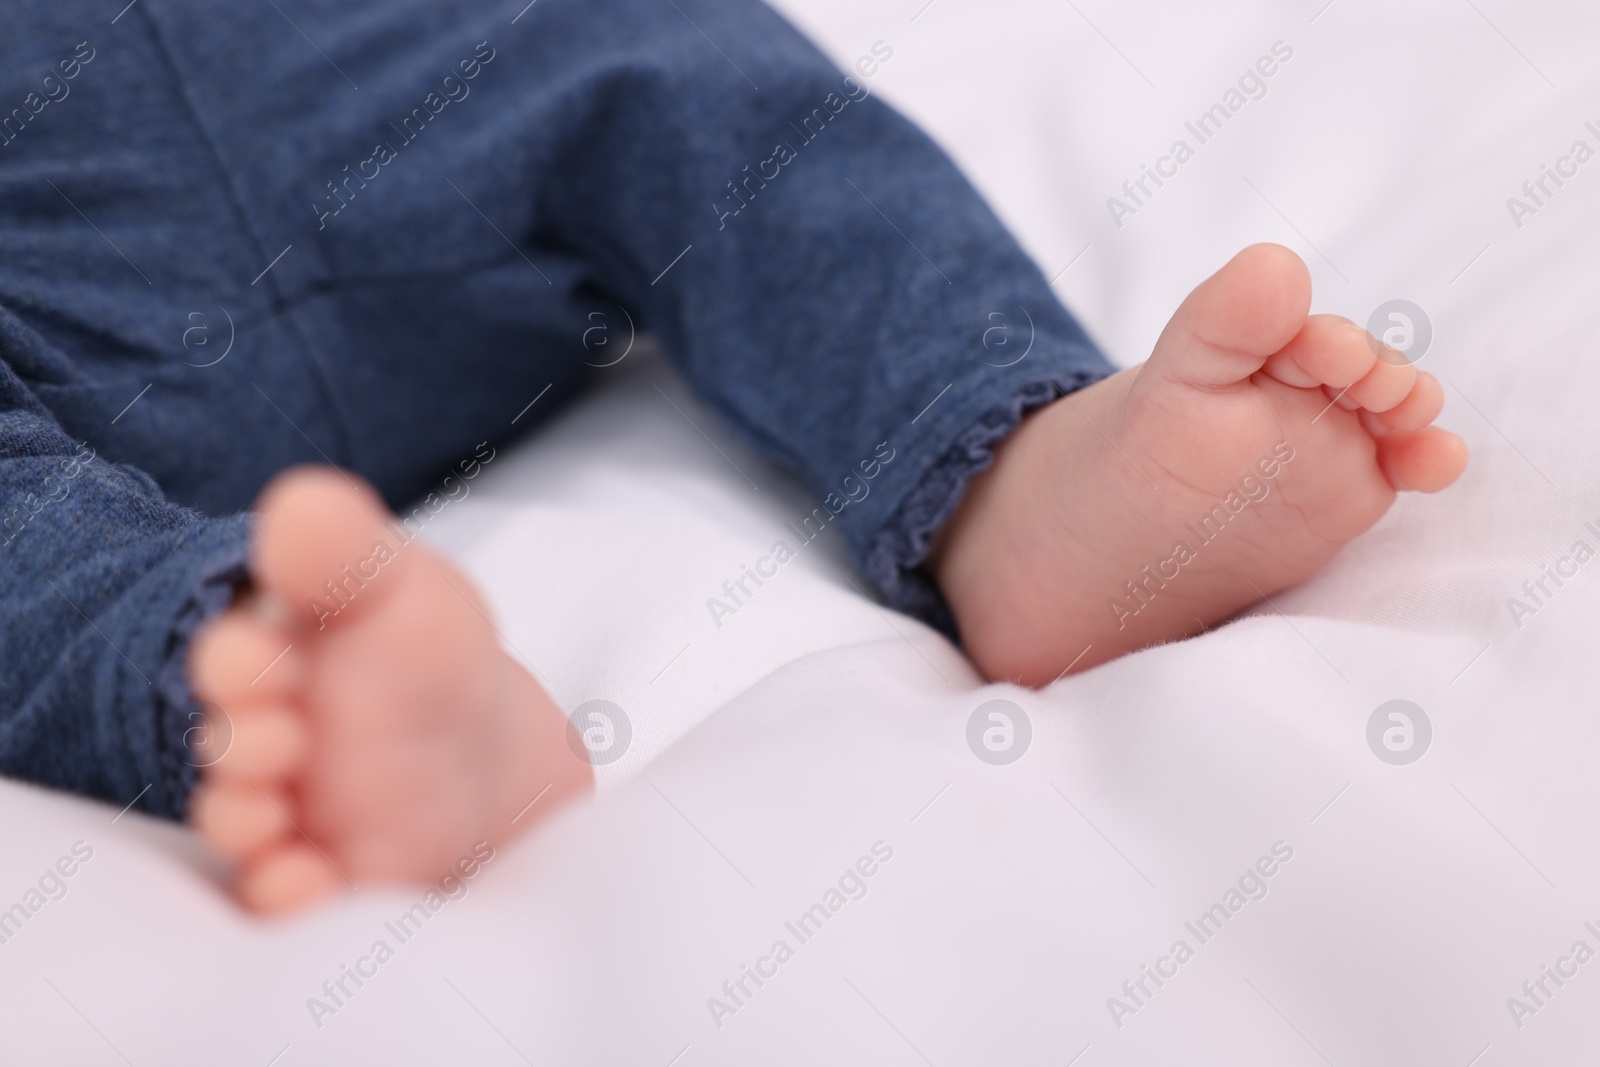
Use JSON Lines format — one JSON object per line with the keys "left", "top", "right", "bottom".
{"left": 253, "top": 466, "right": 412, "bottom": 630}
{"left": 1373, "top": 371, "right": 1445, "bottom": 432}
{"left": 1150, "top": 243, "right": 1311, "bottom": 390}
{"left": 1343, "top": 353, "right": 1418, "bottom": 413}
{"left": 204, "top": 704, "right": 310, "bottom": 782}
{"left": 1377, "top": 426, "right": 1469, "bottom": 492}
{"left": 237, "top": 842, "right": 346, "bottom": 914}
{"left": 189, "top": 610, "right": 305, "bottom": 704}
{"left": 1265, "top": 315, "right": 1374, "bottom": 392}
{"left": 191, "top": 784, "right": 293, "bottom": 861}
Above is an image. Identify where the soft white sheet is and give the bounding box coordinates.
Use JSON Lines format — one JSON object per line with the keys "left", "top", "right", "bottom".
{"left": 4, "top": 2, "right": 1599, "bottom": 1064}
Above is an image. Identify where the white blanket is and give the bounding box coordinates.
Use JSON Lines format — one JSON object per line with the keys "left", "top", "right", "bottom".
{"left": 5, "top": 2, "right": 1599, "bottom": 1063}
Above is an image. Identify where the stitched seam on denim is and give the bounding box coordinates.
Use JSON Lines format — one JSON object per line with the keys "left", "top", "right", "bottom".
{"left": 134, "top": 2, "right": 357, "bottom": 465}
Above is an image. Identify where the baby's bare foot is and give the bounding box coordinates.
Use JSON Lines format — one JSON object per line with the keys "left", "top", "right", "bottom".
{"left": 934, "top": 244, "right": 1468, "bottom": 685}
{"left": 186, "top": 468, "right": 591, "bottom": 913}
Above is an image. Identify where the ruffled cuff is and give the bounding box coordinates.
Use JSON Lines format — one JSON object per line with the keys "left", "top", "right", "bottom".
{"left": 148, "top": 515, "right": 252, "bottom": 820}
{"left": 862, "top": 368, "right": 1111, "bottom": 641}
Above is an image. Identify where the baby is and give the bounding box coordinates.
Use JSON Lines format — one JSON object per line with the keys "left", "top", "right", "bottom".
{"left": 0, "top": 0, "right": 1464, "bottom": 913}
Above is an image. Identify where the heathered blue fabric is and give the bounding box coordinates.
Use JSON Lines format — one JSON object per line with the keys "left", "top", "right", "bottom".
{"left": 0, "top": 0, "right": 1113, "bottom": 819}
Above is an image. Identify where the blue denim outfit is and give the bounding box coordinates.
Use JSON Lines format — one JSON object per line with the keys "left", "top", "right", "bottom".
{"left": 0, "top": 0, "right": 1113, "bottom": 819}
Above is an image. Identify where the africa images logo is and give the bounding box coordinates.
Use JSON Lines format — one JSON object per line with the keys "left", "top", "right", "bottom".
{"left": 1366, "top": 700, "right": 1431, "bottom": 766}
{"left": 966, "top": 699, "right": 1031, "bottom": 765}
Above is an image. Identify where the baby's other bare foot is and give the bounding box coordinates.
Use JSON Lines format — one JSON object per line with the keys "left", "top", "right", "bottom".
{"left": 935, "top": 244, "right": 1468, "bottom": 685}
{"left": 187, "top": 468, "right": 591, "bottom": 913}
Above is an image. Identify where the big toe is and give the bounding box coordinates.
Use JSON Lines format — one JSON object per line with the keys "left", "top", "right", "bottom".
{"left": 1149, "top": 243, "right": 1312, "bottom": 390}
{"left": 253, "top": 466, "right": 410, "bottom": 629}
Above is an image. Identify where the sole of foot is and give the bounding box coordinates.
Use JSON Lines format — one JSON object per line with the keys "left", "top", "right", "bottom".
{"left": 934, "top": 243, "right": 1468, "bottom": 685}
{"left": 187, "top": 467, "right": 592, "bottom": 913}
